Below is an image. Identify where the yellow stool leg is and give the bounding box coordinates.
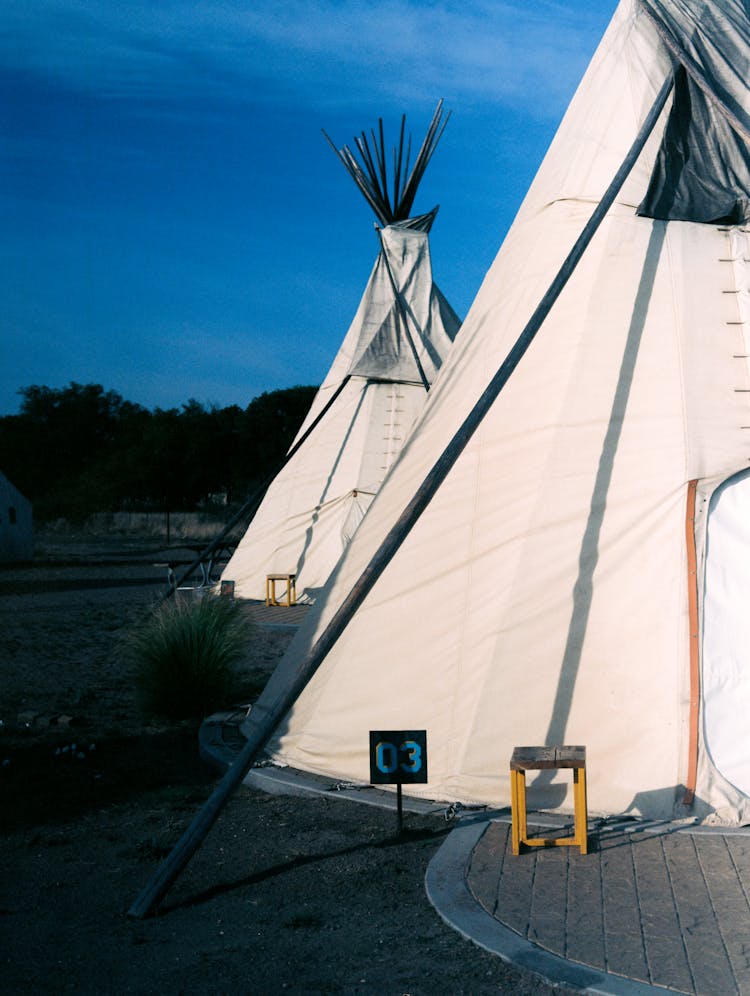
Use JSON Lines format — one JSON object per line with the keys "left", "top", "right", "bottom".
{"left": 517, "top": 770, "right": 528, "bottom": 846}
{"left": 510, "top": 770, "right": 521, "bottom": 855}
{"left": 573, "top": 767, "right": 588, "bottom": 855}
{"left": 510, "top": 770, "right": 529, "bottom": 855}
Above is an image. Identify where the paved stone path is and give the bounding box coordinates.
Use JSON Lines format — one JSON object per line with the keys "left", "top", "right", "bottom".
{"left": 467, "top": 819, "right": 750, "bottom": 994}
{"left": 245, "top": 600, "right": 310, "bottom": 628}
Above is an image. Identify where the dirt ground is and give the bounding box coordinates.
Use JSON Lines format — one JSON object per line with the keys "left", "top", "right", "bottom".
{"left": 0, "top": 533, "right": 563, "bottom": 995}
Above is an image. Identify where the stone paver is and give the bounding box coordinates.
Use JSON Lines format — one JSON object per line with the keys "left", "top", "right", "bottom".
{"left": 528, "top": 845, "right": 570, "bottom": 954}
{"left": 600, "top": 830, "right": 651, "bottom": 983}
{"left": 694, "top": 835, "right": 750, "bottom": 993}
{"left": 663, "top": 833, "right": 735, "bottom": 993}
{"left": 703, "top": 837, "right": 750, "bottom": 984}
{"left": 566, "top": 842, "right": 606, "bottom": 969}
{"left": 465, "top": 817, "right": 750, "bottom": 995}
{"left": 245, "top": 599, "right": 310, "bottom": 628}
{"left": 632, "top": 835, "right": 693, "bottom": 992}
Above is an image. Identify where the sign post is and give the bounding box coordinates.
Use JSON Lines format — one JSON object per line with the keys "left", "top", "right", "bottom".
{"left": 369, "top": 730, "right": 428, "bottom": 835}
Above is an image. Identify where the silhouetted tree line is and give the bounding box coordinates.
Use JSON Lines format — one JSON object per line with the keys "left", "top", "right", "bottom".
{"left": 0, "top": 382, "right": 318, "bottom": 521}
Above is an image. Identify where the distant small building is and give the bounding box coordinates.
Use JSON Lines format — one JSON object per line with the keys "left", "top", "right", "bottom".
{"left": 0, "top": 471, "right": 33, "bottom": 562}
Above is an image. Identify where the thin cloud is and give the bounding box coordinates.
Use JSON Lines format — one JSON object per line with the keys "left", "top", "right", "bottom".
{"left": 3, "top": 0, "right": 613, "bottom": 118}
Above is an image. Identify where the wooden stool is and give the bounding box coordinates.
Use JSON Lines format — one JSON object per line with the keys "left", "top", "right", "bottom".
{"left": 510, "top": 745, "right": 587, "bottom": 855}
{"left": 265, "top": 573, "right": 297, "bottom": 607}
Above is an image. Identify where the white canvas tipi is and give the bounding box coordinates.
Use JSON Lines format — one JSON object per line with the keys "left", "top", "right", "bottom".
{"left": 246, "top": 0, "right": 750, "bottom": 824}
{"left": 222, "top": 105, "right": 460, "bottom": 602}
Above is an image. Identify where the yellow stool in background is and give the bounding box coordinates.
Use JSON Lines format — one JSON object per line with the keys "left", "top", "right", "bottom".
{"left": 265, "top": 573, "right": 297, "bottom": 607}
{"left": 510, "top": 745, "right": 588, "bottom": 855}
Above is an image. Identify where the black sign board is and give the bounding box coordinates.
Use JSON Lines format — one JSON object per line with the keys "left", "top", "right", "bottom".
{"left": 369, "top": 730, "right": 428, "bottom": 785}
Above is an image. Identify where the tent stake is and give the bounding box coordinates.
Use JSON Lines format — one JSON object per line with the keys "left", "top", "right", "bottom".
{"left": 127, "top": 72, "right": 673, "bottom": 919}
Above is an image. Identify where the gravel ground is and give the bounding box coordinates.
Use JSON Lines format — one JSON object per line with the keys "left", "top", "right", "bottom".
{"left": 0, "top": 533, "right": 565, "bottom": 995}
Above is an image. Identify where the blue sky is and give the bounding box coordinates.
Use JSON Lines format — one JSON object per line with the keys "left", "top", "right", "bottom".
{"left": 1, "top": 1, "right": 615, "bottom": 416}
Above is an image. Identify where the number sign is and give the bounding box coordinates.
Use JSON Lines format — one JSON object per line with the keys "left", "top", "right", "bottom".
{"left": 369, "top": 730, "right": 428, "bottom": 785}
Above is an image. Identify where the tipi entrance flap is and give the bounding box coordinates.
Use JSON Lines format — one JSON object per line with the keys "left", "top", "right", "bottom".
{"left": 702, "top": 468, "right": 750, "bottom": 798}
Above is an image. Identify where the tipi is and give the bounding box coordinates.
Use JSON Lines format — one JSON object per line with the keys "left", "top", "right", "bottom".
{"left": 0, "top": 471, "right": 33, "bottom": 563}
{"left": 246, "top": 0, "right": 750, "bottom": 824}
{"left": 222, "top": 104, "right": 460, "bottom": 602}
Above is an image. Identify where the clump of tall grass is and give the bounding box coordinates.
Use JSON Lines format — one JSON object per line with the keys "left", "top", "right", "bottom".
{"left": 127, "top": 593, "right": 254, "bottom": 719}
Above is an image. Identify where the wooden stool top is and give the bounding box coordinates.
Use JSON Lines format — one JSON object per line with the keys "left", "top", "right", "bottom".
{"left": 510, "top": 745, "right": 585, "bottom": 771}
{"left": 266, "top": 573, "right": 296, "bottom": 581}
